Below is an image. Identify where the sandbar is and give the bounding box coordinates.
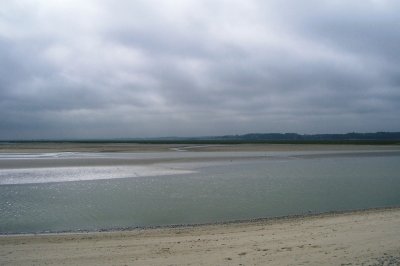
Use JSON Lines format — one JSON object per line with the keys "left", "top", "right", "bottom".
{"left": 1, "top": 142, "right": 400, "bottom": 153}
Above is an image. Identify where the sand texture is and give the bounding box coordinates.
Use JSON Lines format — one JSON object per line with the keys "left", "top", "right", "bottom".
{"left": 1, "top": 208, "right": 400, "bottom": 265}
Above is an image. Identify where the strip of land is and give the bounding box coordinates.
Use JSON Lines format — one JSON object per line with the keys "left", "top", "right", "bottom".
{"left": 1, "top": 208, "right": 399, "bottom": 265}
{"left": 1, "top": 144, "right": 400, "bottom": 170}
{"left": 1, "top": 142, "right": 400, "bottom": 153}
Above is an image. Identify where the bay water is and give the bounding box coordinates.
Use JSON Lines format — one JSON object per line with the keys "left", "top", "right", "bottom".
{"left": 1, "top": 151, "right": 400, "bottom": 234}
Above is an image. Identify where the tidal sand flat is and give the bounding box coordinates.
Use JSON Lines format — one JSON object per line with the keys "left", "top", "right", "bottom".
{"left": 1, "top": 144, "right": 400, "bottom": 234}
{"left": 1, "top": 208, "right": 400, "bottom": 265}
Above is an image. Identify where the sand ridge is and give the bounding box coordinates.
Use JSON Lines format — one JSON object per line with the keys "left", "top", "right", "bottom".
{"left": 1, "top": 143, "right": 400, "bottom": 153}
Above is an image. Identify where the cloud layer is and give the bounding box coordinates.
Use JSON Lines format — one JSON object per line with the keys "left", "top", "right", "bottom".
{"left": 1, "top": 0, "right": 399, "bottom": 139}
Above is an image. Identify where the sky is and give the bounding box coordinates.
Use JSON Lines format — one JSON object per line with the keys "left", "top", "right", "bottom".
{"left": 1, "top": 0, "right": 400, "bottom": 139}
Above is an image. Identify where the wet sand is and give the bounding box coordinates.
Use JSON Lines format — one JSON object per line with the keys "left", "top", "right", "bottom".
{"left": 1, "top": 142, "right": 400, "bottom": 153}
{"left": 1, "top": 208, "right": 399, "bottom": 265}
{"left": 1, "top": 144, "right": 399, "bottom": 170}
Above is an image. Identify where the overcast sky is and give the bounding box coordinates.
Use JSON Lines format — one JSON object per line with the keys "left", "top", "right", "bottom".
{"left": 1, "top": 0, "right": 399, "bottom": 139}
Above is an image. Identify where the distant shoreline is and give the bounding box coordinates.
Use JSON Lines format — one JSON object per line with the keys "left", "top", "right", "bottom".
{"left": 2, "top": 131, "right": 400, "bottom": 144}
{"left": 1, "top": 140, "right": 400, "bottom": 146}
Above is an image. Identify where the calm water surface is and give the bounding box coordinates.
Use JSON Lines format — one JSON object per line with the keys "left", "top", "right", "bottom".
{"left": 1, "top": 151, "right": 400, "bottom": 233}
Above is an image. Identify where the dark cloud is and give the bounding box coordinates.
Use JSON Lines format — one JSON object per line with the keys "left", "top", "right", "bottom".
{"left": 0, "top": 0, "right": 399, "bottom": 139}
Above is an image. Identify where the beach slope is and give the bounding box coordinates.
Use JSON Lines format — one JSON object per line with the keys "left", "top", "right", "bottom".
{"left": 1, "top": 208, "right": 400, "bottom": 265}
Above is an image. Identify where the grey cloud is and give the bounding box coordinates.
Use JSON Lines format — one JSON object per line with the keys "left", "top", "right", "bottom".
{"left": 0, "top": 0, "right": 399, "bottom": 139}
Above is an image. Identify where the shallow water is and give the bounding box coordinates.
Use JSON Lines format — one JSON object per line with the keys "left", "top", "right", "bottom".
{"left": 1, "top": 151, "right": 400, "bottom": 233}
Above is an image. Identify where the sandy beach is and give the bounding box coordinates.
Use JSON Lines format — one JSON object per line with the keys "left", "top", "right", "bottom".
{"left": 0, "top": 208, "right": 399, "bottom": 265}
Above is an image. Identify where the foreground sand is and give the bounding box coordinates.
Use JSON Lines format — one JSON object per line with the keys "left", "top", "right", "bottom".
{"left": 1, "top": 208, "right": 399, "bottom": 265}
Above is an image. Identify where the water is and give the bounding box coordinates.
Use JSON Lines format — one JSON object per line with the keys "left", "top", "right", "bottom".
{"left": 1, "top": 151, "right": 400, "bottom": 234}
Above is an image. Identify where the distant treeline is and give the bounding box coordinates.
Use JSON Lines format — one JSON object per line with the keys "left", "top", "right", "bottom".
{"left": 1, "top": 132, "right": 400, "bottom": 145}
{"left": 216, "top": 132, "right": 400, "bottom": 141}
